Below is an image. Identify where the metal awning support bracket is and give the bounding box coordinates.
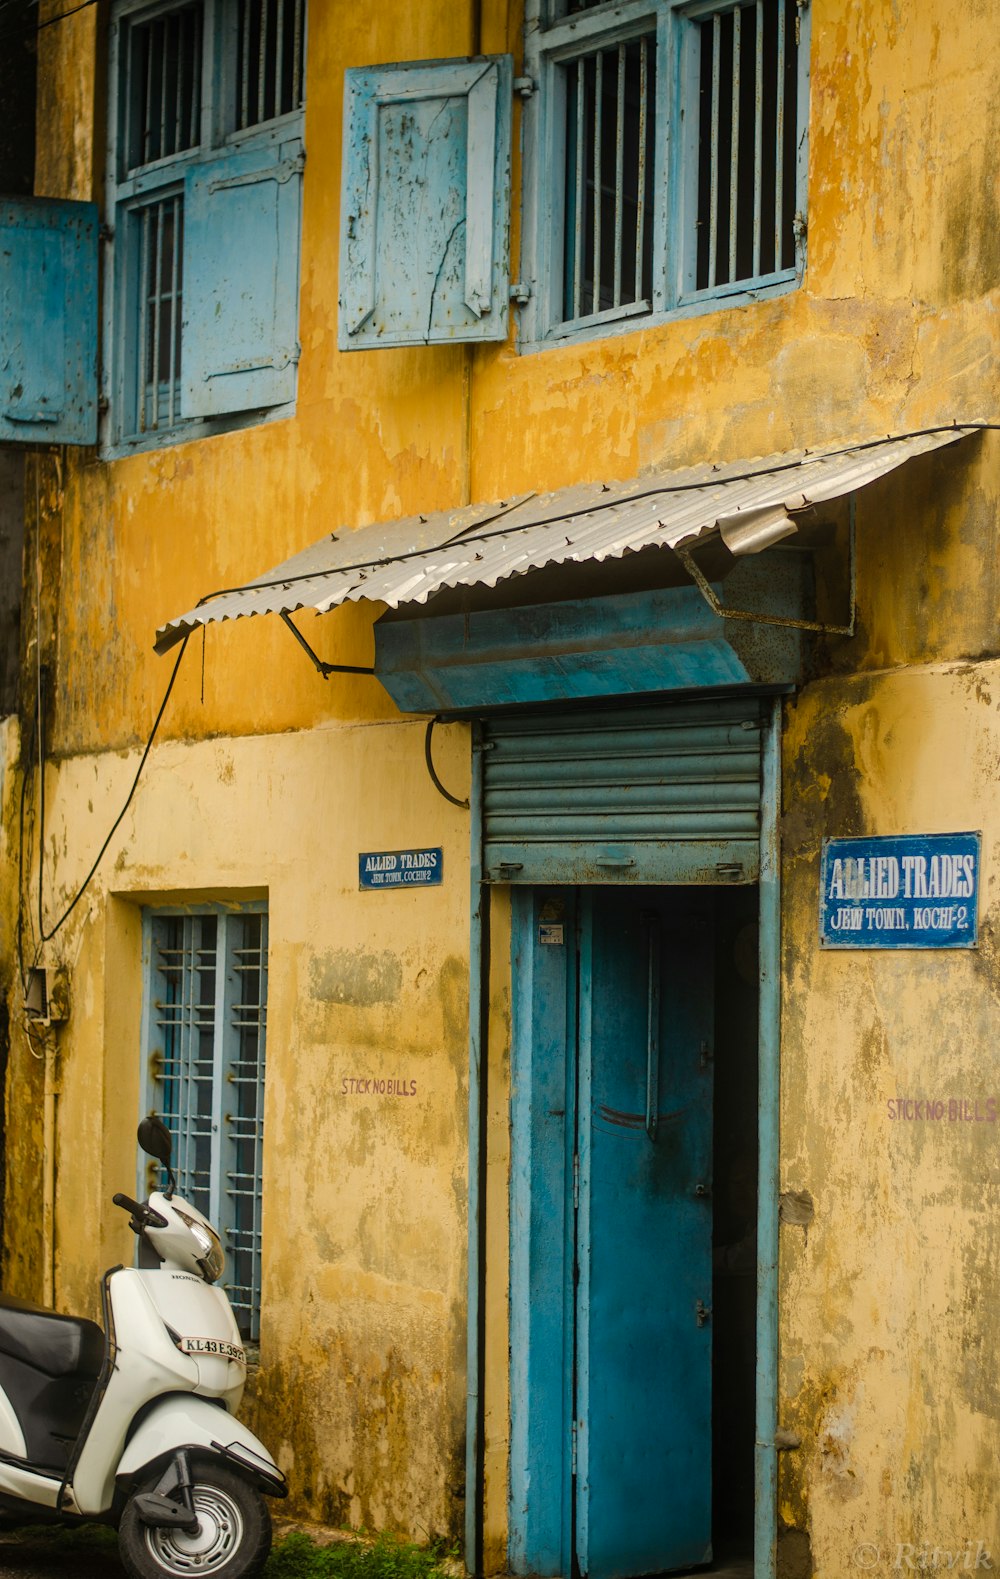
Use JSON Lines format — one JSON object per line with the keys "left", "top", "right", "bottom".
{"left": 675, "top": 494, "right": 856, "bottom": 638}
{"left": 279, "top": 610, "right": 375, "bottom": 678}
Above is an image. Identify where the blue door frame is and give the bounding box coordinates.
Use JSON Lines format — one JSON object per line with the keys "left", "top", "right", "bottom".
{"left": 464, "top": 698, "right": 782, "bottom": 1579}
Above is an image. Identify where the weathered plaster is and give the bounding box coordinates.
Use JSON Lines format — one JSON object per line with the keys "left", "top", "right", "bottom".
{"left": 4, "top": 1, "right": 1000, "bottom": 1569}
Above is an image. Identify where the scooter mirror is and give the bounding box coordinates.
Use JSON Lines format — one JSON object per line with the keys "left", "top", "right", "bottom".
{"left": 138, "top": 1113, "right": 173, "bottom": 1166}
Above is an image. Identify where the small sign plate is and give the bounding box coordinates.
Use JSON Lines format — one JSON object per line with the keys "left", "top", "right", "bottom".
{"left": 820, "top": 833, "right": 980, "bottom": 949}
{"left": 538, "top": 922, "right": 565, "bottom": 946}
{"left": 359, "top": 847, "right": 443, "bottom": 890}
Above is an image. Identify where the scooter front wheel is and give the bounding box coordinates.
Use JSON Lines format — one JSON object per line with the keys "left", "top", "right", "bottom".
{"left": 118, "top": 1463, "right": 272, "bottom": 1579}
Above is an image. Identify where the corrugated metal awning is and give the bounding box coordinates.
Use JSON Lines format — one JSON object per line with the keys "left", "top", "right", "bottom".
{"left": 154, "top": 425, "right": 980, "bottom": 654}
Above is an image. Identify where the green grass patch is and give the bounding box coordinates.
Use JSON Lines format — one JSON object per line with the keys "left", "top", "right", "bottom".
{"left": 3, "top": 1522, "right": 118, "bottom": 1549}
{"left": 265, "top": 1531, "right": 458, "bottom": 1579}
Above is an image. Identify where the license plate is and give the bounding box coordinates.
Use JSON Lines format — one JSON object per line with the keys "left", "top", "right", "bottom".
{"left": 180, "top": 1337, "right": 246, "bottom": 1363}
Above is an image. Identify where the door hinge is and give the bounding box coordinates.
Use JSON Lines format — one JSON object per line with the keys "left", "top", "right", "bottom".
{"left": 509, "top": 281, "right": 532, "bottom": 305}
{"left": 573, "top": 1152, "right": 580, "bottom": 1211}
{"left": 513, "top": 75, "right": 535, "bottom": 99}
{"left": 571, "top": 1419, "right": 578, "bottom": 1476}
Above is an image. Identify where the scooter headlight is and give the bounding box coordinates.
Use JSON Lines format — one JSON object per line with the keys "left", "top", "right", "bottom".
{"left": 174, "top": 1206, "right": 225, "bottom": 1283}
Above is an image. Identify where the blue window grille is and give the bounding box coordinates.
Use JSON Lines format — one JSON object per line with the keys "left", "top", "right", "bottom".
{"left": 235, "top": 0, "right": 305, "bottom": 129}
{"left": 561, "top": 33, "right": 657, "bottom": 325}
{"left": 135, "top": 191, "right": 184, "bottom": 434}
{"left": 520, "top": 0, "right": 809, "bottom": 346}
{"left": 107, "top": 0, "right": 305, "bottom": 448}
{"left": 689, "top": 0, "right": 801, "bottom": 295}
{"left": 142, "top": 907, "right": 268, "bottom": 1341}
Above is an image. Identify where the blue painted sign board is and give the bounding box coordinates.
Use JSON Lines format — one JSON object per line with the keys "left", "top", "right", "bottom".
{"left": 359, "top": 847, "right": 443, "bottom": 890}
{"left": 820, "top": 833, "right": 980, "bottom": 949}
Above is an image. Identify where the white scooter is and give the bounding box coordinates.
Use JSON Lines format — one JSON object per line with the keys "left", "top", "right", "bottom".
{"left": 0, "top": 1114, "right": 286, "bottom": 1577}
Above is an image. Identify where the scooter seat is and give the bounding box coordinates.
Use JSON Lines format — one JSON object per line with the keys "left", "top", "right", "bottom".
{"left": 0, "top": 1294, "right": 104, "bottom": 1379}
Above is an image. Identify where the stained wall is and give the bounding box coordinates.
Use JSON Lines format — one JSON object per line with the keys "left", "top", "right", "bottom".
{"left": 3, "top": 0, "right": 999, "bottom": 1566}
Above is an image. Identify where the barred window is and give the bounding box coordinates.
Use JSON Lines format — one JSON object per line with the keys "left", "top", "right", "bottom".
{"left": 521, "top": 0, "right": 808, "bottom": 344}
{"left": 692, "top": 0, "right": 800, "bottom": 293}
{"left": 108, "top": 0, "right": 305, "bottom": 447}
{"left": 235, "top": 0, "right": 305, "bottom": 131}
{"left": 123, "top": 2, "right": 203, "bottom": 172}
{"left": 143, "top": 907, "right": 268, "bottom": 1342}
{"left": 561, "top": 34, "right": 657, "bottom": 325}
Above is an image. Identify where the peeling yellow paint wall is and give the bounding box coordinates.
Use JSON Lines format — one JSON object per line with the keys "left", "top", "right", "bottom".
{"left": 780, "top": 661, "right": 1000, "bottom": 1575}
{"left": 7, "top": 719, "right": 472, "bottom": 1536}
{"left": 40, "top": 1, "right": 1000, "bottom": 762}
{"left": 3, "top": 0, "right": 999, "bottom": 1570}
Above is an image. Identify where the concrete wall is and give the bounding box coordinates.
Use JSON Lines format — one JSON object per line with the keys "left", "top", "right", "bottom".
{"left": 779, "top": 658, "right": 1000, "bottom": 1575}
{"left": 3, "top": 0, "right": 999, "bottom": 1569}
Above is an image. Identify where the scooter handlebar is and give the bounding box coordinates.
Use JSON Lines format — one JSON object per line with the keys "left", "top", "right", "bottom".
{"left": 113, "top": 1192, "right": 168, "bottom": 1229}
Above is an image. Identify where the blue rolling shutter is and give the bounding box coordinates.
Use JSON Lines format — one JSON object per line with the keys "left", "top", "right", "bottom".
{"left": 483, "top": 699, "right": 763, "bottom": 884}
{"left": 180, "top": 139, "right": 303, "bottom": 418}
{"left": 339, "top": 56, "right": 512, "bottom": 349}
{"left": 0, "top": 198, "right": 98, "bottom": 445}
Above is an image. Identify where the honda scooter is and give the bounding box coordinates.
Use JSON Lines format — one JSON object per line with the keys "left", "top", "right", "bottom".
{"left": 0, "top": 1114, "right": 286, "bottom": 1578}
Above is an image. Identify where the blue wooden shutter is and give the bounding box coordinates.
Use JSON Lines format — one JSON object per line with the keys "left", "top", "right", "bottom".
{"left": 180, "top": 138, "right": 303, "bottom": 418}
{"left": 0, "top": 198, "right": 98, "bottom": 445}
{"left": 483, "top": 699, "right": 763, "bottom": 884}
{"left": 339, "top": 56, "right": 512, "bottom": 349}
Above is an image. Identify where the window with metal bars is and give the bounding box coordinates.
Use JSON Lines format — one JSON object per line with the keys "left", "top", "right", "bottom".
{"left": 235, "top": 0, "right": 305, "bottom": 130}
{"left": 521, "top": 0, "right": 808, "bottom": 344}
{"left": 124, "top": 3, "right": 203, "bottom": 171}
{"left": 108, "top": 0, "right": 305, "bottom": 447}
{"left": 691, "top": 0, "right": 800, "bottom": 293}
{"left": 562, "top": 36, "right": 656, "bottom": 325}
{"left": 142, "top": 908, "right": 268, "bottom": 1342}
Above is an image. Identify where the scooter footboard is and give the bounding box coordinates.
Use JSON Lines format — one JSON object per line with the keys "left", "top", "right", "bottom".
{"left": 116, "top": 1395, "right": 287, "bottom": 1497}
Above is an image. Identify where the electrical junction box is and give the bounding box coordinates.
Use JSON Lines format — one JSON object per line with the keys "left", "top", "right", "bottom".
{"left": 24, "top": 967, "right": 69, "bottom": 1025}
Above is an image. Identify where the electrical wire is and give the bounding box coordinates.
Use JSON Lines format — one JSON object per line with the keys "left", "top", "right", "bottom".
{"left": 35, "top": 464, "right": 45, "bottom": 947}
{"left": 33, "top": 635, "right": 191, "bottom": 948}
{"left": 0, "top": 0, "right": 97, "bottom": 37}
{"left": 424, "top": 717, "right": 469, "bottom": 809}
{"left": 16, "top": 707, "right": 38, "bottom": 992}
{"left": 36, "top": 0, "right": 98, "bottom": 28}
{"left": 19, "top": 1016, "right": 48, "bottom": 1061}
{"left": 0, "top": 0, "right": 97, "bottom": 52}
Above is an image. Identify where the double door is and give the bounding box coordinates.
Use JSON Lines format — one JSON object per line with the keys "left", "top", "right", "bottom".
{"left": 510, "top": 885, "right": 715, "bottom": 1579}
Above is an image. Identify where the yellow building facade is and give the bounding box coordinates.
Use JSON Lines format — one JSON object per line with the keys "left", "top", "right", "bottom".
{"left": 1, "top": 2, "right": 999, "bottom": 1577}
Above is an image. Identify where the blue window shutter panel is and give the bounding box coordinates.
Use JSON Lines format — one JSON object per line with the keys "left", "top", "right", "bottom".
{"left": 339, "top": 56, "right": 512, "bottom": 349}
{"left": 0, "top": 198, "right": 98, "bottom": 445}
{"left": 180, "top": 138, "right": 303, "bottom": 418}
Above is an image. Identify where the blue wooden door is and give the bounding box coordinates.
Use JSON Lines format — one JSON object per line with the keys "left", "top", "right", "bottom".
{"left": 509, "top": 887, "right": 714, "bottom": 1579}
{"left": 576, "top": 889, "right": 714, "bottom": 1578}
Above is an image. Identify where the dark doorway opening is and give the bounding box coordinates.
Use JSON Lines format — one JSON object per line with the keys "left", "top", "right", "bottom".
{"left": 509, "top": 881, "right": 761, "bottom": 1579}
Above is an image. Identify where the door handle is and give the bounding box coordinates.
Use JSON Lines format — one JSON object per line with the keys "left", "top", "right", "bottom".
{"left": 643, "top": 912, "right": 660, "bottom": 1140}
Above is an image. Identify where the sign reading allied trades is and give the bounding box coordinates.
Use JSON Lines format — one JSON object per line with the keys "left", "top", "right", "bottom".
{"left": 359, "top": 847, "right": 443, "bottom": 890}
{"left": 820, "top": 833, "right": 980, "bottom": 949}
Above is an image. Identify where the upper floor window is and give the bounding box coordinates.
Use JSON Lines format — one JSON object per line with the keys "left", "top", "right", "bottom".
{"left": 336, "top": 0, "right": 807, "bottom": 354}
{"left": 522, "top": 0, "right": 808, "bottom": 344}
{"left": 106, "top": 0, "right": 306, "bottom": 450}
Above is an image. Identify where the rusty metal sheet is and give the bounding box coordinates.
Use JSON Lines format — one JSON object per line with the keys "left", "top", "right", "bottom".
{"left": 153, "top": 426, "right": 980, "bottom": 654}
